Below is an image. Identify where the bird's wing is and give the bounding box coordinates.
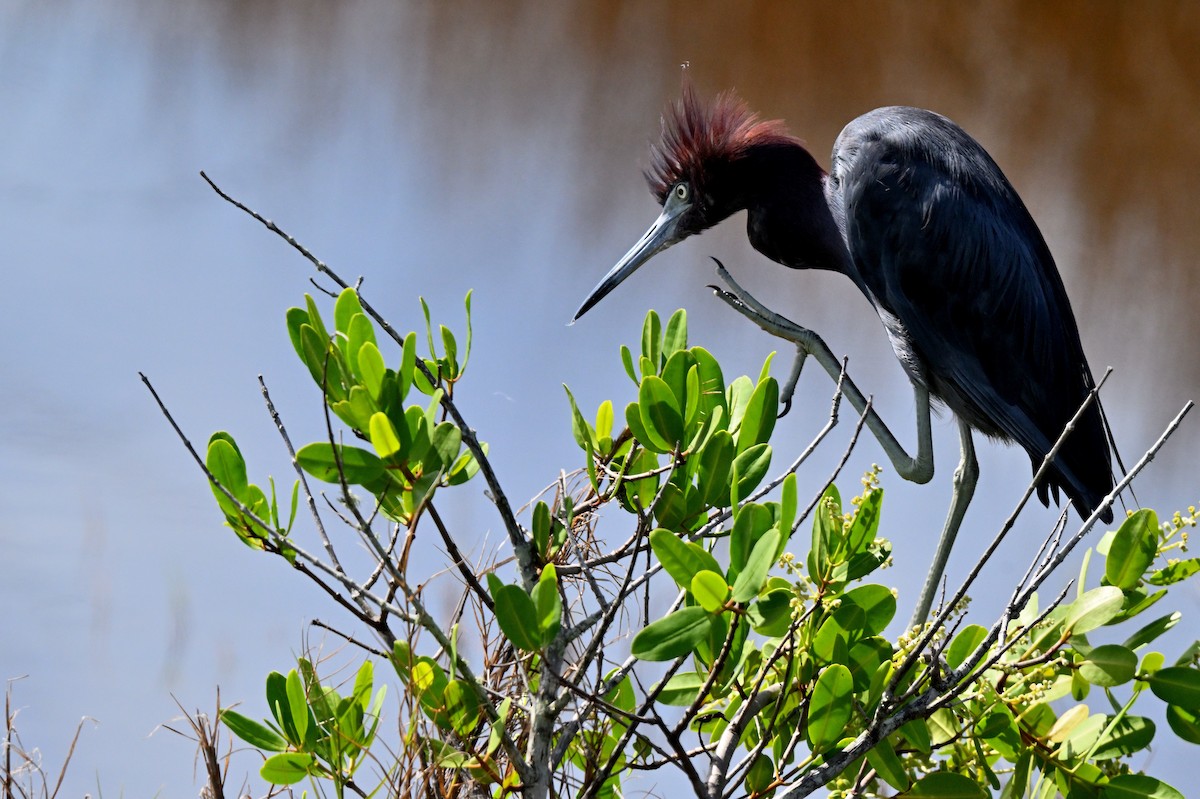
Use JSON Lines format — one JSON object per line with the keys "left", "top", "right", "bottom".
{"left": 834, "top": 108, "right": 1107, "bottom": 509}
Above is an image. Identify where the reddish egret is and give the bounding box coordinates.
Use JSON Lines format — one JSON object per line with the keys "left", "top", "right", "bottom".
{"left": 574, "top": 85, "right": 1114, "bottom": 624}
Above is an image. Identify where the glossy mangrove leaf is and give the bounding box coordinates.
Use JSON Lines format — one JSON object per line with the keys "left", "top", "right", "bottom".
{"left": 1146, "top": 666, "right": 1200, "bottom": 707}
{"left": 357, "top": 341, "right": 386, "bottom": 400}
{"left": 747, "top": 588, "right": 793, "bottom": 637}
{"left": 846, "top": 488, "right": 882, "bottom": 552}
{"left": 730, "top": 443, "right": 772, "bottom": 506}
{"left": 735, "top": 376, "right": 778, "bottom": 454}
{"left": 744, "top": 754, "right": 774, "bottom": 795}
{"left": 492, "top": 583, "right": 542, "bottom": 652}
{"left": 729, "top": 502, "right": 773, "bottom": 576}
{"left": 429, "top": 421, "right": 463, "bottom": 473}
{"left": 1106, "top": 509, "right": 1159, "bottom": 591}
{"left": 1100, "top": 774, "right": 1184, "bottom": 799}
{"left": 656, "top": 671, "right": 707, "bottom": 707}
{"left": 695, "top": 429, "right": 735, "bottom": 508}
{"left": 531, "top": 564, "right": 562, "bottom": 644}
{"left": 661, "top": 349, "right": 694, "bottom": 416}
{"left": 1148, "top": 558, "right": 1200, "bottom": 586}
{"left": 1065, "top": 586, "right": 1125, "bottom": 634}
{"left": 692, "top": 570, "right": 730, "bottom": 613}
{"left": 1165, "top": 704, "right": 1200, "bottom": 744}
{"left": 807, "top": 664, "right": 853, "bottom": 753}
{"left": 663, "top": 308, "right": 687, "bottom": 356}
{"left": 220, "top": 709, "right": 288, "bottom": 752}
{"left": 1079, "top": 644, "right": 1138, "bottom": 687}
{"left": 641, "top": 310, "right": 662, "bottom": 371}
{"left": 631, "top": 606, "right": 712, "bottom": 662}
{"left": 295, "top": 442, "right": 384, "bottom": 485}
{"left": 260, "top": 752, "right": 315, "bottom": 785}
{"left": 445, "top": 679, "right": 481, "bottom": 738}
{"left": 620, "top": 344, "right": 638, "bottom": 385}
{"left": 1092, "top": 715, "right": 1156, "bottom": 760}
{"left": 639, "top": 375, "right": 684, "bottom": 450}
{"left": 908, "top": 771, "right": 987, "bottom": 798}
{"left": 206, "top": 435, "right": 249, "bottom": 514}
{"left": 284, "top": 669, "right": 309, "bottom": 744}
{"left": 865, "top": 735, "right": 910, "bottom": 792}
{"left": 625, "top": 401, "right": 668, "bottom": 455}
{"left": 945, "top": 624, "right": 989, "bottom": 671}
{"left": 647, "top": 528, "right": 717, "bottom": 588}
{"left": 726, "top": 375, "right": 753, "bottom": 436}
{"left": 731, "top": 528, "right": 780, "bottom": 603}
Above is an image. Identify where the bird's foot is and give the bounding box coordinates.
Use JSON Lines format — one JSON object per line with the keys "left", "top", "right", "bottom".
{"left": 708, "top": 257, "right": 815, "bottom": 417}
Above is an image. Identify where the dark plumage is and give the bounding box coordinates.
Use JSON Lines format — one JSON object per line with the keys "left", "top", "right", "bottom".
{"left": 575, "top": 84, "right": 1113, "bottom": 523}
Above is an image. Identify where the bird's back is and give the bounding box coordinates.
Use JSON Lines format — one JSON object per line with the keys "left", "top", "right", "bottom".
{"left": 829, "top": 106, "right": 1114, "bottom": 521}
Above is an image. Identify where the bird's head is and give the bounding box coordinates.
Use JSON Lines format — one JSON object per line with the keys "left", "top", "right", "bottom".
{"left": 573, "top": 81, "right": 800, "bottom": 321}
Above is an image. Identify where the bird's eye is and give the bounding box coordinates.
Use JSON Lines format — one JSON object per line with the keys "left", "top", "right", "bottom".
{"left": 673, "top": 183, "right": 689, "bottom": 202}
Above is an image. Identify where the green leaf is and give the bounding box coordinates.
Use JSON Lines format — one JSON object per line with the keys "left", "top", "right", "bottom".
{"left": 909, "top": 771, "right": 987, "bottom": 797}
{"left": 357, "top": 341, "right": 386, "bottom": 399}
{"left": 735, "top": 377, "right": 778, "bottom": 454}
{"left": 260, "top": 752, "right": 316, "bottom": 785}
{"left": 840, "top": 584, "right": 896, "bottom": 636}
{"left": 660, "top": 349, "right": 694, "bottom": 415}
{"left": 1166, "top": 704, "right": 1200, "bottom": 744}
{"left": 641, "top": 310, "right": 662, "bottom": 371}
{"left": 745, "top": 754, "right": 774, "bottom": 795}
{"left": 219, "top": 709, "right": 288, "bottom": 752}
{"left": 649, "top": 529, "right": 722, "bottom": 588}
{"left": 639, "top": 375, "right": 684, "bottom": 450}
{"left": 285, "top": 669, "right": 309, "bottom": 744}
{"left": 865, "top": 736, "right": 911, "bottom": 792}
{"left": 620, "top": 344, "right": 638, "bottom": 385}
{"left": 295, "top": 443, "right": 385, "bottom": 484}
{"left": 946, "top": 624, "right": 988, "bottom": 670}
{"left": 1100, "top": 774, "right": 1184, "bottom": 799}
{"left": 563, "top": 385, "right": 597, "bottom": 452}
{"left": 632, "top": 606, "right": 712, "bottom": 661}
{"left": 334, "top": 287, "right": 364, "bottom": 335}
{"left": 691, "top": 570, "right": 729, "bottom": 613}
{"left": 846, "top": 488, "right": 882, "bottom": 552}
{"left": 663, "top": 308, "right": 687, "bottom": 356}
{"left": 1092, "top": 715, "right": 1156, "bottom": 760}
{"left": 730, "top": 443, "right": 772, "bottom": 505}
{"left": 1123, "top": 612, "right": 1182, "bottom": 650}
{"left": 625, "top": 401, "right": 668, "bottom": 455}
{"left": 731, "top": 528, "right": 780, "bottom": 603}
{"left": 658, "top": 672, "right": 706, "bottom": 706}
{"left": 747, "top": 588, "right": 793, "bottom": 637}
{"left": 730, "top": 503, "right": 773, "bottom": 576}
{"left": 492, "top": 583, "right": 542, "bottom": 651}
{"left": 695, "top": 429, "right": 735, "bottom": 508}
{"left": 206, "top": 435, "right": 249, "bottom": 511}
{"left": 531, "top": 564, "right": 562, "bottom": 645}
{"left": 445, "top": 679, "right": 481, "bottom": 738}
{"left": 1106, "top": 509, "right": 1159, "bottom": 590}
{"left": 1079, "top": 644, "right": 1138, "bottom": 687}
{"left": 1146, "top": 666, "right": 1200, "bottom": 707}
{"left": 398, "top": 331, "right": 417, "bottom": 400}
{"left": 428, "top": 421, "right": 463, "bottom": 473}
{"left": 807, "top": 664, "right": 853, "bottom": 753}
{"left": 369, "top": 411, "right": 403, "bottom": 460}
{"left": 1065, "top": 585, "right": 1125, "bottom": 634}
{"left": 1148, "top": 558, "right": 1200, "bottom": 586}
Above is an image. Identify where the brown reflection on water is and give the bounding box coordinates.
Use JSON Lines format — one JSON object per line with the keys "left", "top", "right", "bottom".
{"left": 131, "top": 0, "right": 1200, "bottom": 414}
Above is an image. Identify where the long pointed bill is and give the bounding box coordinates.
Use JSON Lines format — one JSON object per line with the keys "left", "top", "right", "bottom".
{"left": 572, "top": 195, "right": 691, "bottom": 321}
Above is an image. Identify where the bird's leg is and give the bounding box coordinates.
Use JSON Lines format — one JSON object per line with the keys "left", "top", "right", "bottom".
{"left": 911, "top": 418, "right": 978, "bottom": 627}
{"left": 708, "top": 258, "right": 934, "bottom": 485}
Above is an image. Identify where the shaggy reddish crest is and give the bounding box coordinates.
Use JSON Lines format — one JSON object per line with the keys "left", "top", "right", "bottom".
{"left": 646, "top": 83, "right": 801, "bottom": 202}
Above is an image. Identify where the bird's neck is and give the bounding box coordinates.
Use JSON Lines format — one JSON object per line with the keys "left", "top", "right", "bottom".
{"left": 740, "top": 144, "right": 851, "bottom": 275}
